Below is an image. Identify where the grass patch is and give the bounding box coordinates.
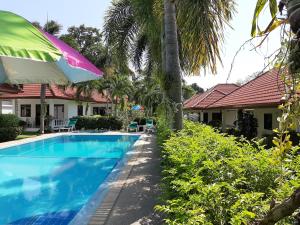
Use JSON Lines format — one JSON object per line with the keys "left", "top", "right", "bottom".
{"left": 16, "top": 131, "right": 39, "bottom": 140}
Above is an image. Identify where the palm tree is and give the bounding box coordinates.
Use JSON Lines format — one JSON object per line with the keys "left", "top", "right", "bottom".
{"left": 163, "top": 0, "right": 182, "bottom": 129}
{"left": 104, "top": 0, "right": 235, "bottom": 130}
{"left": 70, "top": 80, "right": 105, "bottom": 115}
{"left": 103, "top": 75, "right": 133, "bottom": 117}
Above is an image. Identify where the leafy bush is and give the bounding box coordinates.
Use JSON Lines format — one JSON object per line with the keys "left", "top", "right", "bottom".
{"left": 75, "top": 116, "right": 122, "bottom": 130}
{"left": 225, "top": 127, "right": 240, "bottom": 136}
{"left": 156, "top": 121, "right": 300, "bottom": 224}
{"left": 0, "top": 114, "right": 20, "bottom": 127}
{"left": 208, "top": 119, "right": 222, "bottom": 129}
{"left": 237, "top": 110, "right": 258, "bottom": 139}
{"left": 0, "top": 114, "right": 22, "bottom": 142}
{"left": 263, "top": 131, "right": 300, "bottom": 149}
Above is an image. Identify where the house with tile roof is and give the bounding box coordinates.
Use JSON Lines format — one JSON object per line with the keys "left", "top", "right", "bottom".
{"left": 184, "top": 69, "right": 286, "bottom": 137}
{"left": 0, "top": 84, "right": 112, "bottom": 130}
{"left": 184, "top": 83, "right": 239, "bottom": 125}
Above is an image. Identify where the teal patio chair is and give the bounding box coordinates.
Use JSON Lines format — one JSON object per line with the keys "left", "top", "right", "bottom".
{"left": 127, "top": 121, "right": 138, "bottom": 132}
{"left": 58, "top": 118, "right": 78, "bottom": 132}
{"left": 145, "top": 119, "right": 155, "bottom": 133}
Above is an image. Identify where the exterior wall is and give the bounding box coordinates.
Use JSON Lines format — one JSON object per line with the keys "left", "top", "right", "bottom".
{"left": 67, "top": 101, "right": 79, "bottom": 118}
{"left": 5, "top": 98, "right": 92, "bottom": 128}
{"left": 185, "top": 107, "right": 280, "bottom": 137}
{"left": 252, "top": 107, "right": 281, "bottom": 137}
{"left": 222, "top": 109, "right": 238, "bottom": 131}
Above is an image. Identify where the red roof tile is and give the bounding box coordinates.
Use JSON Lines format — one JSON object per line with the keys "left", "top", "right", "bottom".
{"left": 0, "top": 84, "right": 20, "bottom": 93}
{"left": 208, "top": 69, "right": 286, "bottom": 109}
{"left": 184, "top": 84, "right": 239, "bottom": 109}
{"left": 0, "top": 84, "right": 111, "bottom": 103}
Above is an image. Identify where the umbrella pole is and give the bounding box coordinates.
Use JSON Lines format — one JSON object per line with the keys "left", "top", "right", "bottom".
{"left": 40, "top": 84, "right": 46, "bottom": 134}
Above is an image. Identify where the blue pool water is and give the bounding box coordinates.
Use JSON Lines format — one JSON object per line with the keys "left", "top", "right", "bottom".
{"left": 0, "top": 135, "right": 139, "bottom": 225}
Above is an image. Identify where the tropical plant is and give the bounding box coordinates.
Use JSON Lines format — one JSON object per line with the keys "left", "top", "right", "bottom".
{"left": 104, "top": 0, "right": 236, "bottom": 130}
{"left": 44, "top": 20, "right": 62, "bottom": 36}
{"left": 103, "top": 75, "right": 133, "bottom": 117}
{"left": 69, "top": 80, "right": 105, "bottom": 115}
{"left": 251, "top": 2, "right": 300, "bottom": 222}
{"left": 156, "top": 121, "right": 300, "bottom": 224}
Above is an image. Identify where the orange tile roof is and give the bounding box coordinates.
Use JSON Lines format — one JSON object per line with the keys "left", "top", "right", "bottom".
{"left": 0, "top": 84, "right": 111, "bottom": 103}
{"left": 184, "top": 84, "right": 239, "bottom": 110}
{"left": 0, "top": 84, "right": 19, "bottom": 93}
{"left": 208, "top": 69, "right": 286, "bottom": 109}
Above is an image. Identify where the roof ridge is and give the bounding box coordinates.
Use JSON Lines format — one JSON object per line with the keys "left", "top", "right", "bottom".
{"left": 206, "top": 68, "right": 283, "bottom": 109}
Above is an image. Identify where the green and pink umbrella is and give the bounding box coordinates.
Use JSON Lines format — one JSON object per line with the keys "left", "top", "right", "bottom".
{"left": 0, "top": 10, "right": 103, "bottom": 133}
{"left": 0, "top": 10, "right": 103, "bottom": 84}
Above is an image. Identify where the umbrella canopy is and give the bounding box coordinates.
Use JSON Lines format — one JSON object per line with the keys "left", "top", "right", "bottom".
{"left": 132, "top": 105, "right": 142, "bottom": 111}
{"left": 0, "top": 10, "right": 103, "bottom": 84}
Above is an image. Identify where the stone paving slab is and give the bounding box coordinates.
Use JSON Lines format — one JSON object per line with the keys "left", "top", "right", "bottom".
{"left": 89, "top": 135, "right": 163, "bottom": 225}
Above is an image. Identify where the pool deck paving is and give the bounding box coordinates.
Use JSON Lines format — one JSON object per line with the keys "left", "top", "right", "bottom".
{"left": 88, "top": 134, "right": 163, "bottom": 225}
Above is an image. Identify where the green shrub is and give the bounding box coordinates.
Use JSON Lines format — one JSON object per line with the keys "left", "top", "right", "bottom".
{"left": 263, "top": 131, "right": 300, "bottom": 149}
{"left": 0, "top": 114, "right": 22, "bottom": 142}
{"left": 237, "top": 110, "right": 258, "bottom": 139}
{"left": 0, "top": 114, "right": 20, "bottom": 127}
{"left": 156, "top": 121, "right": 300, "bottom": 224}
{"left": 0, "top": 127, "right": 22, "bottom": 142}
{"left": 75, "top": 116, "right": 122, "bottom": 131}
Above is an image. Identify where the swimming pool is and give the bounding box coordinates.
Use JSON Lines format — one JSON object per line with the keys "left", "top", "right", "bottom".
{"left": 0, "top": 134, "right": 140, "bottom": 225}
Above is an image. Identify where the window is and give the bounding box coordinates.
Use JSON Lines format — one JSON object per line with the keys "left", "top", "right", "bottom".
{"left": 77, "top": 105, "right": 83, "bottom": 116}
{"left": 93, "top": 107, "right": 106, "bottom": 116}
{"left": 212, "top": 112, "right": 222, "bottom": 121}
{"left": 20, "top": 104, "right": 31, "bottom": 117}
{"left": 264, "top": 113, "right": 273, "bottom": 130}
{"left": 203, "top": 112, "right": 209, "bottom": 123}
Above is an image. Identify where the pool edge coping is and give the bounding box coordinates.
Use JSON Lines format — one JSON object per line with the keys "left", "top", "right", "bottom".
{"left": 0, "top": 131, "right": 143, "bottom": 150}
{"left": 87, "top": 134, "right": 150, "bottom": 225}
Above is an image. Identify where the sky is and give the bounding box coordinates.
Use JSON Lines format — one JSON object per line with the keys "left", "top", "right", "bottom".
{"left": 0, "top": 0, "right": 282, "bottom": 89}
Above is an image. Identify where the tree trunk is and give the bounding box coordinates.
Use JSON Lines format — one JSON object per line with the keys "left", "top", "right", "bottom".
{"left": 40, "top": 84, "right": 46, "bottom": 134}
{"left": 255, "top": 188, "right": 300, "bottom": 225}
{"left": 163, "top": 0, "right": 183, "bottom": 130}
{"left": 85, "top": 103, "right": 89, "bottom": 115}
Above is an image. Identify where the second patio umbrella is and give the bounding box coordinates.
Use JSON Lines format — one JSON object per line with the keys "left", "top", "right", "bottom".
{"left": 0, "top": 11, "right": 103, "bottom": 133}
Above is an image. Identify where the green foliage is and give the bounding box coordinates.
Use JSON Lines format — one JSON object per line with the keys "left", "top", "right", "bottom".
{"left": 251, "top": 0, "right": 279, "bottom": 36}
{"left": 0, "top": 114, "right": 20, "bottom": 127}
{"left": 157, "top": 121, "right": 300, "bottom": 224}
{"left": 190, "top": 83, "right": 204, "bottom": 94}
{"left": 0, "top": 114, "right": 22, "bottom": 142}
{"left": 237, "top": 110, "right": 258, "bottom": 140}
{"left": 182, "top": 84, "right": 196, "bottom": 101}
{"left": 62, "top": 25, "right": 107, "bottom": 68}
{"left": 43, "top": 20, "right": 62, "bottom": 36}
{"left": 75, "top": 116, "right": 122, "bottom": 131}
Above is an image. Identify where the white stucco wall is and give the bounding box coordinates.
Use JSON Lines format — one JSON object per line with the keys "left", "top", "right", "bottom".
{"left": 222, "top": 109, "right": 238, "bottom": 130}
{"left": 185, "top": 107, "right": 281, "bottom": 137}
{"left": 252, "top": 107, "right": 281, "bottom": 137}
{"left": 8, "top": 98, "right": 82, "bottom": 127}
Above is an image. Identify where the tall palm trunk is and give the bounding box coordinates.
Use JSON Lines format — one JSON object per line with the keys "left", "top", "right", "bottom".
{"left": 40, "top": 84, "right": 46, "bottom": 134}
{"left": 163, "top": 0, "right": 183, "bottom": 130}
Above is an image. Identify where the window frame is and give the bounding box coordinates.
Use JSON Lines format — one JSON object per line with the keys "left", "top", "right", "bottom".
{"left": 20, "top": 104, "right": 31, "bottom": 117}
{"left": 77, "top": 105, "right": 83, "bottom": 116}
{"left": 264, "top": 113, "right": 273, "bottom": 130}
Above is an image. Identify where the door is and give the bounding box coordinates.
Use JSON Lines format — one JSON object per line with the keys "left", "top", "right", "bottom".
{"left": 54, "top": 104, "right": 64, "bottom": 120}
{"left": 35, "top": 104, "right": 49, "bottom": 127}
{"left": 54, "top": 104, "right": 65, "bottom": 127}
